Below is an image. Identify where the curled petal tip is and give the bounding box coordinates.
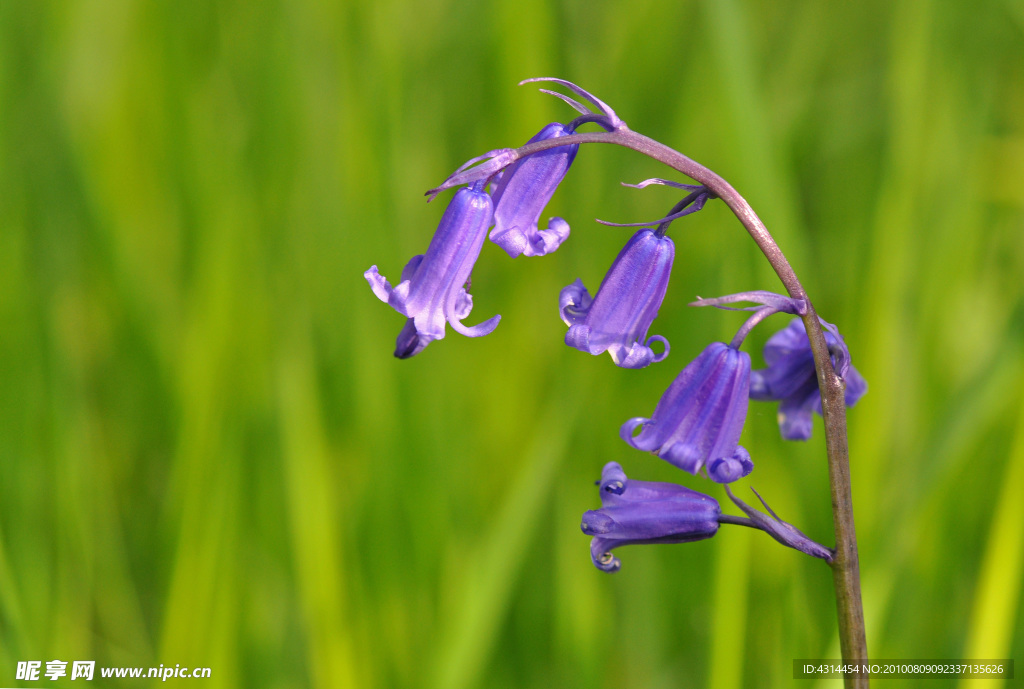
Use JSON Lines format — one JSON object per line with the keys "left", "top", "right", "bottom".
{"left": 559, "top": 229, "right": 674, "bottom": 368}
{"left": 488, "top": 124, "right": 578, "bottom": 257}
{"left": 623, "top": 343, "right": 750, "bottom": 477}
{"left": 584, "top": 464, "right": 719, "bottom": 572}
{"left": 619, "top": 417, "right": 649, "bottom": 448}
{"left": 450, "top": 313, "right": 501, "bottom": 338}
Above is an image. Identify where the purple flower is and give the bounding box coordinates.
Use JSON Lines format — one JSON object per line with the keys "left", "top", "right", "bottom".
{"left": 751, "top": 318, "right": 867, "bottom": 440}
{"left": 559, "top": 229, "right": 674, "bottom": 368}
{"left": 582, "top": 462, "right": 720, "bottom": 572}
{"left": 365, "top": 183, "right": 500, "bottom": 358}
{"left": 621, "top": 342, "right": 754, "bottom": 483}
{"left": 488, "top": 123, "right": 578, "bottom": 258}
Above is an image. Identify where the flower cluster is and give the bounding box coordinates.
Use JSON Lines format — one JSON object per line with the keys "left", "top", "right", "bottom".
{"left": 367, "top": 79, "right": 623, "bottom": 358}
{"left": 365, "top": 78, "right": 866, "bottom": 572}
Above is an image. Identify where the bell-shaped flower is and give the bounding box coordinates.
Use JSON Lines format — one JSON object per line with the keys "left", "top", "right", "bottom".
{"left": 621, "top": 342, "right": 754, "bottom": 483}
{"left": 365, "top": 183, "right": 500, "bottom": 358}
{"left": 581, "top": 462, "right": 720, "bottom": 572}
{"left": 559, "top": 229, "right": 673, "bottom": 369}
{"left": 751, "top": 318, "right": 867, "bottom": 440}
{"left": 488, "top": 122, "right": 578, "bottom": 258}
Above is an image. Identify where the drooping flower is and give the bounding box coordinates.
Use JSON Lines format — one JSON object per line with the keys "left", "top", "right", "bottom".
{"left": 750, "top": 318, "right": 867, "bottom": 440}
{"left": 581, "top": 462, "right": 720, "bottom": 572}
{"left": 560, "top": 229, "right": 674, "bottom": 368}
{"left": 621, "top": 342, "right": 754, "bottom": 483}
{"left": 365, "top": 182, "right": 500, "bottom": 358}
{"left": 488, "top": 122, "right": 578, "bottom": 258}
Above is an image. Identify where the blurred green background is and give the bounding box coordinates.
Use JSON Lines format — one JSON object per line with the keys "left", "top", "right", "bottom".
{"left": 1, "top": 0, "right": 1023, "bottom": 687}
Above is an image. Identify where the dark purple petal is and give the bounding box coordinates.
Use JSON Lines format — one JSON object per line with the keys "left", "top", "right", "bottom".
{"left": 707, "top": 446, "right": 754, "bottom": 484}
{"left": 561, "top": 229, "right": 674, "bottom": 368}
{"left": 843, "top": 365, "right": 868, "bottom": 406}
{"left": 489, "top": 123, "right": 578, "bottom": 258}
{"left": 366, "top": 185, "right": 500, "bottom": 357}
{"left": 559, "top": 278, "right": 592, "bottom": 326}
{"left": 583, "top": 462, "right": 719, "bottom": 572}
{"left": 598, "top": 461, "right": 628, "bottom": 495}
{"left": 622, "top": 343, "right": 751, "bottom": 481}
{"left": 751, "top": 318, "right": 867, "bottom": 439}
{"left": 777, "top": 380, "right": 818, "bottom": 441}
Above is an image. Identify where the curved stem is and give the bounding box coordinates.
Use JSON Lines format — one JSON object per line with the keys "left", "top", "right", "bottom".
{"left": 510, "top": 128, "right": 869, "bottom": 684}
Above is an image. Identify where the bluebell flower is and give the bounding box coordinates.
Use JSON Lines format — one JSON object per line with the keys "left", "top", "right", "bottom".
{"left": 559, "top": 229, "right": 674, "bottom": 368}
{"left": 365, "top": 183, "right": 500, "bottom": 358}
{"left": 621, "top": 342, "right": 754, "bottom": 483}
{"left": 751, "top": 318, "right": 867, "bottom": 440}
{"left": 488, "top": 122, "right": 577, "bottom": 258}
{"left": 581, "top": 462, "right": 720, "bottom": 572}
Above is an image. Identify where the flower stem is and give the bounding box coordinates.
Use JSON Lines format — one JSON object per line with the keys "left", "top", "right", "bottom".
{"left": 506, "top": 128, "right": 869, "bottom": 685}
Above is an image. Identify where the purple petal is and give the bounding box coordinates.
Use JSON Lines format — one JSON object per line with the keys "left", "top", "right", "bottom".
{"left": 707, "top": 446, "right": 754, "bottom": 483}
{"left": 777, "top": 386, "right": 817, "bottom": 441}
{"left": 365, "top": 265, "right": 394, "bottom": 304}
{"left": 561, "top": 229, "right": 674, "bottom": 368}
{"left": 624, "top": 342, "right": 751, "bottom": 481}
{"left": 489, "top": 123, "right": 578, "bottom": 258}
{"left": 751, "top": 317, "right": 867, "bottom": 439}
{"left": 394, "top": 318, "right": 432, "bottom": 359}
{"left": 599, "top": 461, "right": 628, "bottom": 495}
{"left": 521, "top": 217, "right": 570, "bottom": 257}
{"left": 369, "top": 185, "right": 499, "bottom": 358}
{"left": 559, "top": 278, "right": 592, "bottom": 326}
{"left": 583, "top": 463, "right": 720, "bottom": 572}
{"left": 450, "top": 313, "right": 501, "bottom": 337}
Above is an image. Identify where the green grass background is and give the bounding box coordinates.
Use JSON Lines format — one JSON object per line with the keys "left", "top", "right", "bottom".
{"left": 1, "top": 0, "right": 1023, "bottom": 687}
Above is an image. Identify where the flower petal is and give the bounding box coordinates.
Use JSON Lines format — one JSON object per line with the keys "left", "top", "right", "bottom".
{"left": 521, "top": 217, "right": 571, "bottom": 257}
{"left": 624, "top": 343, "right": 751, "bottom": 480}
{"left": 394, "top": 318, "right": 433, "bottom": 359}
{"left": 707, "top": 446, "right": 754, "bottom": 483}
{"left": 559, "top": 279, "right": 592, "bottom": 326}
{"left": 365, "top": 266, "right": 394, "bottom": 304}
{"left": 450, "top": 313, "right": 501, "bottom": 338}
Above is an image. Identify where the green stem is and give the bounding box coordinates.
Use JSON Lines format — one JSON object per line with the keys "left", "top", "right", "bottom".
{"left": 500, "top": 128, "right": 870, "bottom": 686}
